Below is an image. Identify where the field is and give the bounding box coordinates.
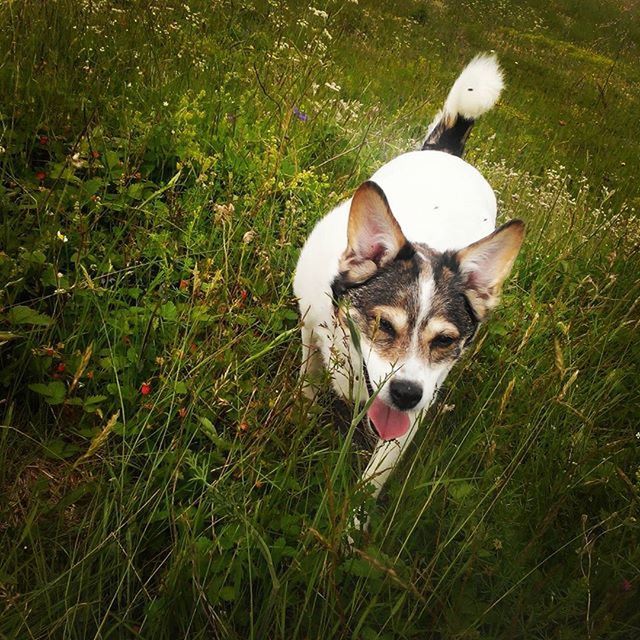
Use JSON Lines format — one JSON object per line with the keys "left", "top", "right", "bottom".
{"left": 1, "top": 0, "right": 639, "bottom": 637}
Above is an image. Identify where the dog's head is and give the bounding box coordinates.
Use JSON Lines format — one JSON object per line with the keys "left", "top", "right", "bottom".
{"left": 332, "top": 181, "right": 524, "bottom": 441}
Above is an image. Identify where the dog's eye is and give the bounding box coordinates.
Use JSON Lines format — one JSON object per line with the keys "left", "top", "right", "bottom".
{"left": 431, "top": 334, "right": 456, "bottom": 348}
{"left": 375, "top": 317, "right": 396, "bottom": 337}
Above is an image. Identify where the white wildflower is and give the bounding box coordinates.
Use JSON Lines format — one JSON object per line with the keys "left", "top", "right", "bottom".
{"left": 309, "top": 6, "right": 328, "bottom": 18}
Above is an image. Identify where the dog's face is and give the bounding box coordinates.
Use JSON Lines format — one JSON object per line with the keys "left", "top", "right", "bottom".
{"left": 332, "top": 181, "right": 524, "bottom": 441}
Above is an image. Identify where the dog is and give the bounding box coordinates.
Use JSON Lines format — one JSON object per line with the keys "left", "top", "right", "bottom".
{"left": 293, "top": 54, "right": 524, "bottom": 519}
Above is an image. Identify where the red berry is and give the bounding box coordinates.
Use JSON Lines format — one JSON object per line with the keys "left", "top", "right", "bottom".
{"left": 140, "top": 382, "right": 152, "bottom": 395}
{"left": 35, "top": 171, "right": 46, "bottom": 181}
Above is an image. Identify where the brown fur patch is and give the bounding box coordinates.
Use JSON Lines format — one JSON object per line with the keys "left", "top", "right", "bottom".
{"left": 333, "top": 223, "right": 524, "bottom": 373}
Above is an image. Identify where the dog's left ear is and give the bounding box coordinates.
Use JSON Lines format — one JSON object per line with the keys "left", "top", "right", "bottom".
{"left": 456, "top": 219, "right": 525, "bottom": 320}
{"left": 340, "top": 181, "right": 410, "bottom": 285}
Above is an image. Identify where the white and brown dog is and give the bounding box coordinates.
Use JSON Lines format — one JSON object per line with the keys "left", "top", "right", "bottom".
{"left": 294, "top": 55, "right": 524, "bottom": 514}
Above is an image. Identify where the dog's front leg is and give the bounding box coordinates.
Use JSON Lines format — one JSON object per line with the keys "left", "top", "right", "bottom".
{"left": 299, "top": 324, "right": 325, "bottom": 401}
{"left": 350, "top": 418, "right": 419, "bottom": 536}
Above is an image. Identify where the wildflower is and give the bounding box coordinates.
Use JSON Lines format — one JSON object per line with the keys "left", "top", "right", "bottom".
{"left": 71, "top": 153, "right": 84, "bottom": 168}
{"left": 325, "top": 81, "right": 341, "bottom": 92}
{"left": 140, "top": 382, "right": 152, "bottom": 395}
{"left": 243, "top": 229, "right": 256, "bottom": 243}
{"left": 163, "top": 100, "right": 169, "bottom": 107}
{"left": 293, "top": 106, "right": 308, "bottom": 122}
{"left": 36, "top": 171, "right": 46, "bottom": 181}
{"left": 309, "top": 6, "right": 328, "bottom": 18}
{"left": 240, "top": 289, "right": 248, "bottom": 301}
{"left": 56, "top": 230, "right": 69, "bottom": 243}
{"left": 214, "top": 202, "right": 234, "bottom": 224}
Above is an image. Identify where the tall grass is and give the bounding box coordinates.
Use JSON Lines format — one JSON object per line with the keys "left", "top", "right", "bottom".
{"left": 1, "top": 0, "right": 639, "bottom": 637}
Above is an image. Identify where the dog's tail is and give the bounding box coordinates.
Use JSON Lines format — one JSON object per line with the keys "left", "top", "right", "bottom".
{"left": 422, "top": 54, "right": 504, "bottom": 157}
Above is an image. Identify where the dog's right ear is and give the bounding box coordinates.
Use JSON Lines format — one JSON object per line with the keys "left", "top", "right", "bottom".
{"left": 339, "top": 181, "right": 409, "bottom": 285}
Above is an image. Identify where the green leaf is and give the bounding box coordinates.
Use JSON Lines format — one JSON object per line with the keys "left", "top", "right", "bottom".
{"left": 7, "top": 306, "right": 53, "bottom": 326}
{"left": 218, "top": 585, "right": 236, "bottom": 602}
{"left": 343, "top": 557, "right": 383, "bottom": 580}
{"left": 43, "top": 438, "right": 80, "bottom": 459}
{"left": 197, "top": 416, "right": 234, "bottom": 450}
{"left": 28, "top": 381, "right": 66, "bottom": 405}
{"left": 160, "top": 301, "right": 178, "bottom": 320}
{"left": 83, "top": 177, "right": 104, "bottom": 195}
{"left": 104, "top": 150, "right": 121, "bottom": 170}
{"left": 83, "top": 395, "right": 108, "bottom": 412}
{"left": 489, "top": 322, "right": 508, "bottom": 336}
{"left": 449, "top": 481, "right": 474, "bottom": 501}
{"left": 127, "top": 182, "right": 145, "bottom": 200}
{"left": 55, "top": 484, "right": 93, "bottom": 512}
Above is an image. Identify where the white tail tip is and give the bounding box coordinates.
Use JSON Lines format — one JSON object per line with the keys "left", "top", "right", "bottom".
{"left": 443, "top": 54, "right": 504, "bottom": 122}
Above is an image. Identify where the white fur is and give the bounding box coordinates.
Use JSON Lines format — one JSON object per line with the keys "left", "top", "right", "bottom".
{"left": 294, "top": 57, "right": 504, "bottom": 530}
{"left": 426, "top": 54, "right": 504, "bottom": 137}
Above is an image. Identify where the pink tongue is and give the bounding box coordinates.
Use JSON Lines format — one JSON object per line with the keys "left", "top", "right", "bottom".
{"left": 367, "top": 397, "right": 411, "bottom": 440}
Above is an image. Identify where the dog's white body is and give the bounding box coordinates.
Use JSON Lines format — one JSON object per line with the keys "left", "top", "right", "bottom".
{"left": 294, "top": 153, "right": 496, "bottom": 498}
{"left": 293, "top": 55, "right": 523, "bottom": 520}
{"left": 295, "top": 152, "right": 496, "bottom": 372}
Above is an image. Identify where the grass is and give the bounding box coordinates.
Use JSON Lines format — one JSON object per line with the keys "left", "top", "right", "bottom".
{"left": 1, "top": 0, "right": 639, "bottom": 637}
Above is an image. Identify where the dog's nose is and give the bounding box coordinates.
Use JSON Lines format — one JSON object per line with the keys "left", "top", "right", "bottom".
{"left": 389, "top": 379, "right": 423, "bottom": 410}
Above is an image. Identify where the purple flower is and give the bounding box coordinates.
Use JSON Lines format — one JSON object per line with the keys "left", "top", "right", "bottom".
{"left": 293, "top": 106, "right": 308, "bottom": 122}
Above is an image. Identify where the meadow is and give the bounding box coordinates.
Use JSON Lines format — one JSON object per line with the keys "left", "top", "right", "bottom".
{"left": 1, "top": 0, "right": 639, "bottom": 637}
